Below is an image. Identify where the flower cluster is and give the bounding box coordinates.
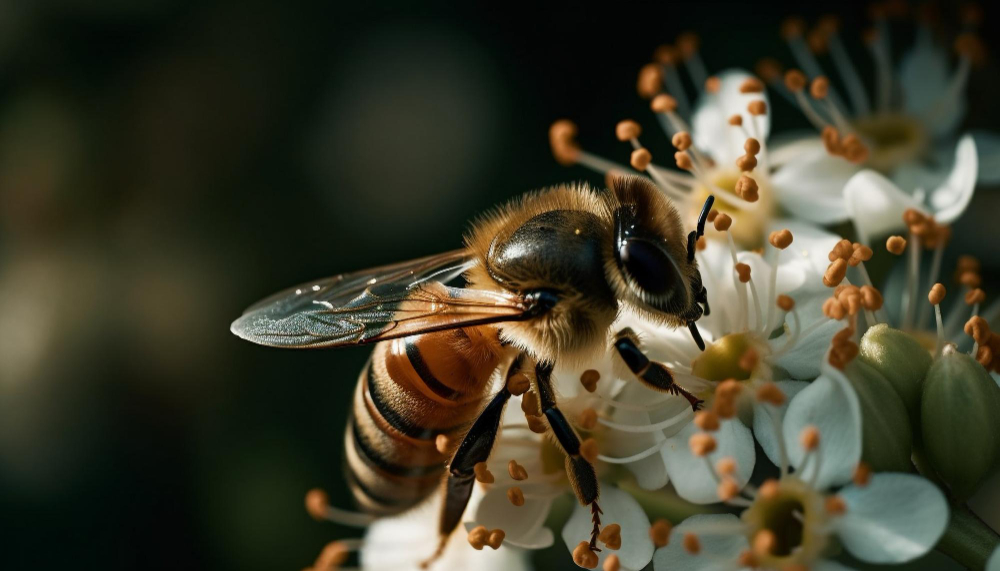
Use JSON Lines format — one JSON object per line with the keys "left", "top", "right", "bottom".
{"left": 295, "top": 5, "right": 1000, "bottom": 571}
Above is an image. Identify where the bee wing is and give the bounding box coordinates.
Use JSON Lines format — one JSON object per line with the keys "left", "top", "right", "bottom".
{"left": 231, "top": 249, "right": 529, "bottom": 348}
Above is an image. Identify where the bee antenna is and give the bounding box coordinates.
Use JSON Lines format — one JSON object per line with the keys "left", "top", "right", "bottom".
{"left": 696, "top": 195, "right": 715, "bottom": 237}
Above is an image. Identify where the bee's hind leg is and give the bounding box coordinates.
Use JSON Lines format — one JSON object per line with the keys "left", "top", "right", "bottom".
{"left": 613, "top": 328, "right": 704, "bottom": 411}
{"left": 533, "top": 362, "right": 603, "bottom": 553}
{"left": 420, "top": 355, "right": 522, "bottom": 568}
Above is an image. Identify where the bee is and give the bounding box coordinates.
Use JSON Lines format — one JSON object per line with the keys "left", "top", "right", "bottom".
{"left": 231, "top": 176, "right": 713, "bottom": 563}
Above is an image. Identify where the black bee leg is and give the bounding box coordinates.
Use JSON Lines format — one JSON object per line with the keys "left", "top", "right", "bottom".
{"left": 534, "top": 361, "right": 603, "bottom": 553}
{"left": 613, "top": 328, "right": 704, "bottom": 411}
{"left": 695, "top": 285, "right": 710, "bottom": 316}
{"left": 422, "top": 356, "right": 523, "bottom": 567}
{"left": 687, "top": 195, "right": 715, "bottom": 262}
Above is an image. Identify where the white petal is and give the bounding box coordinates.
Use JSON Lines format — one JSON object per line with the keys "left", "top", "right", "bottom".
{"left": 988, "top": 545, "right": 1000, "bottom": 571}
{"left": 561, "top": 485, "right": 654, "bottom": 571}
{"left": 930, "top": 134, "right": 977, "bottom": 223}
{"left": 771, "top": 148, "right": 858, "bottom": 224}
{"left": 972, "top": 130, "right": 1000, "bottom": 184}
{"left": 766, "top": 133, "right": 824, "bottom": 167}
{"left": 752, "top": 382, "right": 809, "bottom": 468}
{"left": 652, "top": 514, "right": 749, "bottom": 571}
{"left": 471, "top": 482, "right": 556, "bottom": 549}
{"left": 768, "top": 219, "right": 842, "bottom": 287}
{"left": 773, "top": 310, "right": 840, "bottom": 379}
{"left": 899, "top": 32, "right": 953, "bottom": 117}
{"left": 783, "top": 365, "right": 862, "bottom": 489}
{"left": 364, "top": 489, "right": 532, "bottom": 571}
{"left": 835, "top": 473, "right": 949, "bottom": 563}
{"left": 603, "top": 384, "right": 671, "bottom": 491}
{"left": 692, "top": 69, "right": 770, "bottom": 166}
{"left": 843, "top": 169, "right": 923, "bottom": 244}
{"left": 663, "top": 419, "right": 755, "bottom": 504}
{"left": 813, "top": 560, "right": 859, "bottom": 571}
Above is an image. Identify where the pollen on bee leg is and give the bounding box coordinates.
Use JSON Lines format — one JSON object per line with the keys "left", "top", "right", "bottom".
{"left": 521, "top": 390, "right": 540, "bottom": 416}
{"left": 526, "top": 414, "right": 547, "bottom": 434}
{"left": 886, "top": 235, "right": 907, "bottom": 255}
{"left": 598, "top": 523, "right": 622, "bottom": 550}
{"left": 689, "top": 433, "right": 717, "bottom": 456}
{"left": 683, "top": 532, "right": 701, "bottom": 554}
{"left": 573, "top": 541, "right": 599, "bottom": 569}
{"left": 650, "top": 519, "right": 672, "bottom": 548}
{"left": 474, "top": 462, "right": 494, "bottom": 484}
{"left": 799, "top": 425, "right": 820, "bottom": 451}
{"left": 508, "top": 459, "right": 528, "bottom": 480}
{"left": 579, "top": 408, "right": 598, "bottom": 430}
{"left": 506, "top": 372, "right": 531, "bottom": 396}
{"left": 694, "top": 410, "right": 720, "bottom": 431}
{"left": 825, "top": 495, "right": 847, "bottom": 515}
{"left": 580, "top": 369, "right": 601, "bottom": 392}
{"left": 435, "top": 434, "right": 452, "bottom": 455}
{"left": 603, "top": 554, "right": 621, "bottom": 571}
{"left": 755, "top": 381, "right": 785, "bottom": 406}
{"left": 507, "top": 486, "right": 525, "bottom": 507}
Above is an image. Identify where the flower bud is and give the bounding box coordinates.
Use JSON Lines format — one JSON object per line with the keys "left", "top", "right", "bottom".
{"left": 858, "top": 324, "right": 932, "bottom": 421}
{"left": 921, "top": 349, "right": 1000, "bottom": 500}
{"left": 844, "top": 360, "right": 914, "bottom": 472}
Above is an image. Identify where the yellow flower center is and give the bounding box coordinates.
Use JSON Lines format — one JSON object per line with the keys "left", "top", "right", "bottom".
{"left": 741, "top": 477, "right": 830, "bottom": 567}
{"left": 690, "top": 332, "right": 768, "bottom": 384}
{"left": 852, "top": 113, "right": 928, "bottom": 174}
{"left": 693, "top": 169, "right": 774, "bottom": 248}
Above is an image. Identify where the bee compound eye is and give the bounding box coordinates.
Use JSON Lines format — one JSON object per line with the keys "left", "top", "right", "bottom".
{"left": 618, "top": 238, "right": 681, "bottom": 299}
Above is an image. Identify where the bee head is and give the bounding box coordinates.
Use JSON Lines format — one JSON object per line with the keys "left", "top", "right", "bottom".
{"left": 606, "top": 176, "right": 699, "bottom": 324}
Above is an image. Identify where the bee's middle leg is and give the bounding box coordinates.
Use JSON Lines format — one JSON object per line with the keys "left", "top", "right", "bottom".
{"left": 421, "top": 356, "right": 522, "bottom": 567}
{"left": 613, "top": 328, "right": 704, "bottom": 411}
{"left": 533, "top": 361, "right": 603, "bottom": 553}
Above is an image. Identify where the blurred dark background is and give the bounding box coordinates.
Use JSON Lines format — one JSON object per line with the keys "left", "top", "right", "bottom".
{"left": 0, "top": 2, "right": 997, "bottom": 569}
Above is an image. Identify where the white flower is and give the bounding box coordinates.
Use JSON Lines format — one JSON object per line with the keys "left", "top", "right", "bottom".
{"left": 360, "top": 487, "right": 532, "bottom": 571}
{"left": 763, "top": 15, "right": 996, "bottom": 228}
{"left": 653, "top": 365, "right": 949, "bottom": 570}
{"left": 988, "top": 545, "right": 1000, "bottom": 571}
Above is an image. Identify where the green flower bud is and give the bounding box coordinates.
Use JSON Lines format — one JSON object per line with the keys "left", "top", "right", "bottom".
{"left": 844, "top": 359, "right": 914, "bottom": 472}
{"left": 921, "top": 347, "right": 1000, "bottom": 501}
{"left": 858, "top": 324, "right": 933, "bottom": 421}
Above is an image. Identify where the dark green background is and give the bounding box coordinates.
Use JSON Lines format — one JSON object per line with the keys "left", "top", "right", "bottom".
{"left": 0, "top": 2, "right": 997, "bottom": 569}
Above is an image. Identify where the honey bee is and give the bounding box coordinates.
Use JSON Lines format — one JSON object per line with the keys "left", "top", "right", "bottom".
{"left": 231, "top": 176, "right": 713, "bottom": 563}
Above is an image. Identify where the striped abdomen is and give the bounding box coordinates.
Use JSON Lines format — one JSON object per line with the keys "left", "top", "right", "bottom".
{"left": 345, "top": 326, "right": 502, "bottom": 515}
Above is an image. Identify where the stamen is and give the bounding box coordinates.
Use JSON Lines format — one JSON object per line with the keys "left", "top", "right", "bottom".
{"left": 886, "top": 235, "right": 907, "bottom": 255}
{"left": 579, "top": 408, "right": 598, "bottom": 430}
{"left": 825, "top": 495, "right": 847, "bottom": 516}
{"left": 435, "top": 434, "right": 452, "bottom": 455}
{"left": 677, "top": 32, "right": 709, "bottom": 89}
{"left": 866, "top": 24, "right": 893, "bottom": 111}
{"left": 598, "top": 523, "right": 623, "bottom": 550}
{"left": 755, "top": 382, "right": 785, "bottom": 406}
{"left": 312, "top": 540, "right": 353, "bottom": 570}
{"left": 525, "top": 414, "right": 547, "bottom": 434}
{"left": 603, "top": 554, "right": 621, "bottom": 571}
{"left": 717, "top": 477, "right": 741, "bottom": 502}
{"left": 580, "top": 438, "right": 600, "bottom": 463}
{"left": 823, "top": 259, "right": 848, "bottom": 287}
{"left": 305, "top": 488, "right": 375, "bottom": 527}
{"left": 752, "top": 529, "right": 777, "bottom": 558}
{"left": 853, "top": 462, "right": 872, "bottom": 487}
{"left": 637, "top": 63, "right": 663, "bottom": 99}
{"left": 918, "top": 239, "right": 948, "bottom": 329}
{"left": 573, "top": 541, "right": 599, "bottom": 568}
{"left": 694, "top": 410, "right": 721, "bottom": 431}
{"left": 823, "top": 17, "right": 872, "bottom": 115}
{"left": 757, "top": 57, "right": 797, "bottom": 106}
{"left": 507, "top": 372, "right": 530, "bottom": 396}
{"left": 683, "top": 533, "right": 701, "bottom": 554}
{"left": 474, "top": 462, "right": 494, "bottom": 484}
{"left": 689, "top": 433, "right": 718, "bottom": 456}
{"left": 507, "top": 487, "right": 525, "bottom": 506}
{"left": 811, "top": 76, "right": 853, "bottom": 134}
{"left": 650, "top": 520, "right": 672, "bottom": 548}
{"left": 508, "top": 459, "right": 528, "bottom": 481}
{"left": 786, "top": 70, "right": 832, "bottom": 130}
{"left": 758, "top": 479, "right": 780, "bottom": 500}
{"left": 597, "top": 410, "right": 692, "bottom": 433}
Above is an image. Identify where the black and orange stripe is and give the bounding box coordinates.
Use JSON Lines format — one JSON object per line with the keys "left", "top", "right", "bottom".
{"left": 344, "top": 326, "right": 503, "bottom": 515}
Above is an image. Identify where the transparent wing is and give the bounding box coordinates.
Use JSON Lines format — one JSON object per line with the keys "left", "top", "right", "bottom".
{"left": 231, "top": 249, "right": 529, "bottom": 348}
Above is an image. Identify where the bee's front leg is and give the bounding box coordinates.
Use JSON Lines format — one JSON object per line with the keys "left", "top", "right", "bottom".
{"left": 613, "top": 328, "right": 704, "bottom": 411}
{"left": 533, "top": 362, "right": 603, "bottom": 553}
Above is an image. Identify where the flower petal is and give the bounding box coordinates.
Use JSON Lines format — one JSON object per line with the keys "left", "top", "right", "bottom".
{"left": 692, "top": 69, "right": 770, "bottom": 166}
{"left": 972, "top": 130, "right": 1000, "bottom": 184}
{"left": 988, "top": 545, "right": 1000, "bottom": 571}
{"left": 773, "top": 306, "right": 840, "bottom": 380}
{"left": 471, "top": 482, "right": 556, "bottom": 549}
{"left": 752, "top": 381, "right": 809, "bottom": 468}
{"left": 663, "top": 419, "right": 755, "bottom": 504}
{"left": 771, "top": 148, "right": 857, "bottom": 224}
{"left": 561, "top": 485, "right": 654, "bottom": 571}
{"left": 782, "top": 365, "right": 862, "bottom": 489}
{"left": 930, "top": 134, "right": 977, "bottom": 224}
{"left": 899, "top": 31, "right": 957, "bottom": 126}
{"left": 835, "top": 473, "right": 949, "bottom": 563}
{"left": 813, "top": 560, "right": 859, "bottom": 571}
{"left": 603, "top": 384, "right": 672, "bottom": 491}
{"left": 843, "top": 169, "right": 923, "bottom": 244}
{"left": 652, "top": 514, "right": 749, "bottom": 571}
